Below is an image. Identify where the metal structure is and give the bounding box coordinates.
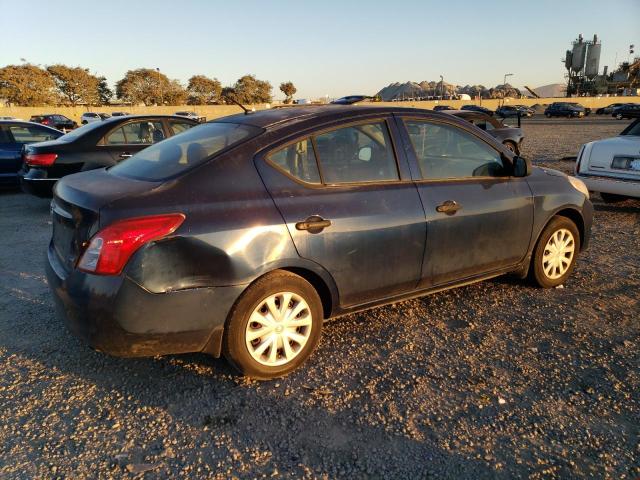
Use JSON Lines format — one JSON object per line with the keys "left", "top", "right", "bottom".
{"left": 564, "top": 34, "right": 601, "bottom": 96}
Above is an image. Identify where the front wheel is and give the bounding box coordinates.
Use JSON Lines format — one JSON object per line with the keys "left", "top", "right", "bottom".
{"left": 223, "top": 271, "right": 323, "bottom": 379}
{"left": 616, "top": 113, "right": 623, "bottom": 120}
{"left": 530, "top": 216, "right": 580, "bottom": 288}
{"left": 545, "top": 113, "right": 551, "bottom": 118}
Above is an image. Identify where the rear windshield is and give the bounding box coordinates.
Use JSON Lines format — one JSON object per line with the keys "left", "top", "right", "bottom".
{"left": 110, "top": 122, "right": 262, "bottom": 181}
{"left": 57, "top": 121, "right": 105, "bottom": 142}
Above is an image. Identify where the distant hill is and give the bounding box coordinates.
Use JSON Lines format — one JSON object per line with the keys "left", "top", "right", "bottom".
{"left": 529, "top": 83, "right": 566, "bottom": 98}
{"left": 376, "top": 80, "right": 522, "bottom": 101}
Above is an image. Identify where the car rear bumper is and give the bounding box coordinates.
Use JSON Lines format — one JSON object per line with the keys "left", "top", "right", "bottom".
{"left": 46, "top": 242, "right": 244, "bottom": 358}
{"left": 20, "top": 168, "right": 58, "bottom": 197}
{"left": 576, "top": 173, "right": 640, "bottom": 198}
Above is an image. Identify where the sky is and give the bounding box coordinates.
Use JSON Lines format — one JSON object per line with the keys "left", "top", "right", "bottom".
{"left": 1, "top": 0, "right": 639, "bottom": 99}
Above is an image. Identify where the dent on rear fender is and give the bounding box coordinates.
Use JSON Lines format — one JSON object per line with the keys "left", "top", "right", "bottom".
{"left": 125, "top": 224, "right": 298, "bottom": 293}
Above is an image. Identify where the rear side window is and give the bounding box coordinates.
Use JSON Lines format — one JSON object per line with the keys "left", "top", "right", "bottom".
{"left": 267, "top": 120, "right": 399, "bottom": 185}
{"left": 7, "top": 125, "right": 60, "bottom": 143}
{"left": 169, "top": 120, "right": 196, "bottom": 135}
{"left": 405, "top": 120, "right": 506, "bottom": 179}
{"left": 110, "top": 122, "right": 262, "bottom": 181}
{"left": 268, "top": 139, "right": 320, "bottom": 184}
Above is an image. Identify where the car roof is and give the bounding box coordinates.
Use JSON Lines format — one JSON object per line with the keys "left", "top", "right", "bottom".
{"left": 99, "top": 114, "right": 197, "bottom": 124}
{"left": 215, "top": 105, "right": 450, "bottom": 129}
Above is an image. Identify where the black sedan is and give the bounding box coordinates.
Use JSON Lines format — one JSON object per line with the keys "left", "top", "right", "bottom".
{"left": 20, "top": 115, "right": 198, "bottom": 197}
{"left": 0, "top": 121, "right": 63, "bottom": 186}
{"left": 433, "top": 105, "right": 455, "bottom": 111}
{"left": 47, "top": 105, "right": 592, "bottom": 379}
{"left": 496, "top": 105, "right": 533, "bottom": 118}
{"left": 460, "top": 104, "right": 494, "bottom": 116}
{"left": 30, "top": 114, "right": 78, "bottom": 131}
{"left": 595, "top": 103, "right": 630, "bottom": 115}
{"left": 445, "top": 110, "right": 525, "bottom": 154}
{"left": 612, "top": 103, "right": 640, "bottom": 120}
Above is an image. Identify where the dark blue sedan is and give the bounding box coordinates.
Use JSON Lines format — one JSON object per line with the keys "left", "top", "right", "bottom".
{"left": 47, "top": 106, "right": 593, "bottom": 379}
{"left": 0, "top": 121, "right": 62, "bottom": 186}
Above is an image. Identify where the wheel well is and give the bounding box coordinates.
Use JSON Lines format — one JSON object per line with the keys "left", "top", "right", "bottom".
{"left": 281, "top": 267, "right": 334, "bottom": 319}
{"left": 554, "top": 208, "right": 585, "bottom": 250}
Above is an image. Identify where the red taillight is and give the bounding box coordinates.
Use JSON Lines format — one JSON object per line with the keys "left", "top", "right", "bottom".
{"left": 24, "top": 153, "right": 58, "bottom": 166}
{"left": 78, "top": 214, "right": 185, "bottom": 275}
{"left": 41, "top": 119, "right": 49, "bottom": 125}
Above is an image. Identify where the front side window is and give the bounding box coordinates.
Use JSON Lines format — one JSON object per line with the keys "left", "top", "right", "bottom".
{"left": 405, "top": 120, "right": 506, "bottom": 179}
{"left": 268, "top": 138, "right": 320, "bottom": 184}
{"left": 314, "top": 122, "right": 399, "bottom": 184}
{"left": 110, "top": 122, "right": 262, "bottom": 181}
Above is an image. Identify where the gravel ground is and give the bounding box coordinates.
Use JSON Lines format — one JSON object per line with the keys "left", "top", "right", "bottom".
{"left": 0, "top": 117, "right": 638, "bottom": 479}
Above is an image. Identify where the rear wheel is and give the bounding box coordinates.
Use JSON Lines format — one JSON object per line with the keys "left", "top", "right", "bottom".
{"left": 600, "top": 192, "right": 628, "bottom": 203}
{"left": 616, "top": 113, "right": 623, "bottom": 120}
{"left": 545, "top": 113, "right": 551, "bottom": 118}
{"left": 223, "top": 271, "right": 323, "bottom": 379}
{"left": 530, "top": 216, "right": 580, "bottom": 288}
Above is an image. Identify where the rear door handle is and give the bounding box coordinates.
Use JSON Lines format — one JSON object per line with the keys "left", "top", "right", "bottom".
{"left": 436, "top": 200, "right": 462, "bottom": 215}
{"left": 295, "top": 215, "right": 331, "bottom": 232}
{"left": 119, "top": 152, "right": 132, "bottom": 159}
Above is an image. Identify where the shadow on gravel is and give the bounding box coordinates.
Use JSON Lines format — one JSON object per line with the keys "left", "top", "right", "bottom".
{"left": 593, "top": 201, "right": 640, "bottom": 214}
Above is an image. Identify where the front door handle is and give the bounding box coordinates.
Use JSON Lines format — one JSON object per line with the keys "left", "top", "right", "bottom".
{"left": 295, "top": 215, "right": 331, "bottom": 233}
{"left": 436, "top": 200, "right": 462, "bottom": 215}
{"left": 119, "top": 152, "right": 132, "bottom": 160}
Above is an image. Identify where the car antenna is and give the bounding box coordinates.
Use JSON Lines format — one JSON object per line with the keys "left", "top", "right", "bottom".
{"left": 223, "top": 95, "right": 254, "bottom": 115}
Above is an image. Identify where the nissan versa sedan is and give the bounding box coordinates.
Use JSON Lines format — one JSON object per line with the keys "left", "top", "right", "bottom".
{"left": 47, "top": 106, "right": 592, "bottom": 379}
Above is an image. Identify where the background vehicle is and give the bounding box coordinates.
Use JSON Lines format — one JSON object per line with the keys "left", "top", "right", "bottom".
{"left": 29, "top": 114, "right": 77, "bottom": 131}
{"left": 330, "top": 95, "right": 372, "bottom": 105}
{"left": 574, "top": 118, "right": 640, "bottom": 202}
{"left": 81, "top": 112, "right": 105, "bottom": 124}
{"left": 544, "top": 102, "right": 585, "bottom": 118}
{"left": 460, "top": 104, "right": 494, "bottom": 116}
{"left": 47, "top": 106, "right": 592, "bottom": 379}
{"left": 496, "top": 105, "right": 533, "bottom": 118}
{"left": 612, "top": 103, "right": 640, "bottom": 120}
{"left": 111, "top": 112, "right": 130, "bottom": 117}
{"left": 595, "top": 103, "right": 630, "bottom": 115}
{"left": 433, "top": 105, "right": 455, "bottom": 111}
{"left": 175, "top": 111, "right": 206, "bottom": 122}
{"left": 445, "top": 110, "right": 525, "bottom": 154}
{"left": 20, "top": 115, "right": 197, "bottom": 197}
{"left": 0, "top": 120, "right": 62, "bottom": 186}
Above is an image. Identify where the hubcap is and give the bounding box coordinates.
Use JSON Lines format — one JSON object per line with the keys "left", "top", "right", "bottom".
{"left": 542, "top": 228, "right": 575, "bottom": 280}
{"left": 245, "top": 292, "right": 312, "bottom": 367}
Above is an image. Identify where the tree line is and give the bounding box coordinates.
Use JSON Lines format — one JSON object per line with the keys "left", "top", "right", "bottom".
{"left": 0, "top": 64, "right": 298, "bottom": 106}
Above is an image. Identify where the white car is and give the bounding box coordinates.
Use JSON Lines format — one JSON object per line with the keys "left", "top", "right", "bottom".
{"left": 575, "top": 119, "right": 640, "bottom": 202}
{"left": 81, "top": 112, "right": 110, "bottom": 124}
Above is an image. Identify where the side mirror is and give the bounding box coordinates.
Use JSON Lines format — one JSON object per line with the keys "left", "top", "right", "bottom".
{"left": 512, "top": 155, "right": 532, "bottom": 177}
{"left": 358, "top": 146, "right": 372, "bottom": 161}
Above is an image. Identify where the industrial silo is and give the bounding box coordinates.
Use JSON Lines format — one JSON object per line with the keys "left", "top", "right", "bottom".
{"left": 585, "top": 35, "right": 601, "bottom": 78}
{"left": 565, "top": 50, "right": 573, "bottom": 70}
{"left": 571, "top": 34, "right": 587, "bottom": 72}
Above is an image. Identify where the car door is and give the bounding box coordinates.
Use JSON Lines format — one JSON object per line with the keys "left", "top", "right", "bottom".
{"left": 396, "top": 115, "right": 533, "bottom": 288}
{"left": 102, "top": 119, "right": 167, "bottom": 163}
{"left": 0, "top": 125, "right": 19, "bottom": 179}
{"left": 1, "top": 124, "right": 60, "bottom": 177}
{"left": 255, "top": 117, "right": 426, "bottom": 307}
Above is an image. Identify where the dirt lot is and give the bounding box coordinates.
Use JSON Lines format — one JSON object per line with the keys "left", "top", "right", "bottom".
{"left": 0, "top": 117, "right": 638, "bottom": 479}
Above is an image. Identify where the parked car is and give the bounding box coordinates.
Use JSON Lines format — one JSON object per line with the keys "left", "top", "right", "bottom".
{"left": 445, "top": 110, "right": 525, "bottom": 154}
{"left": 331, "top": 95, "right": 372, "bottom": 105}
{"left": 20, "top": 115, "right": 198, "bottom": 197}
{"left": 595, "top": 103, "right": 630, "bottom": 115}
{"left": 460, "top": 105, "right": 494, "bottom": 116}
{"left": 612, "top": 103, "right": 640, "bottom": 120}
{"left": 175, "top": 111, "right": 207, "bottom": 122}
{"left": 433, "top": 105, "right": 455, "bottom": 111}
{"left": 496, "top": 105, "right": 533, "bottom": 118}
{"left": 81, "top": 112, "right": 106, "bottom": 124}
{"left": 0, "top": 121, "right": 63, "bottom": 186}
{"left": 574, "top": 118, "right": 640, "bottom": 202}
{"left": 29, "top": 114, "right": 77, "bottom": 131}
{"left": 0, "top": 116, "right": 22, "bottom": 121}
{"left": 47, "top": 105, "right": 592, "bottom": 379}
{"left": 111, "top": 112, "right": 130, "bottom": 117}
{"left": 544, "top": 102, "right": 586, "bottom": 118}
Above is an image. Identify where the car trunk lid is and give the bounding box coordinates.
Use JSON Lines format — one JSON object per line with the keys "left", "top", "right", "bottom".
{"left": 51, "top": 168, "right": 161, "bottom": 271}
{"left": 588, "top": 137, "right": 640, "bottom": 179}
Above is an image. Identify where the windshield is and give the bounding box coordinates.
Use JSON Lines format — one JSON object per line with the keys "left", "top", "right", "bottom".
{"left": 621, "top": 119, "right": 640, "bottom": 136}
{"left": 110, "top": 122, "right": 262, "bottom": 181}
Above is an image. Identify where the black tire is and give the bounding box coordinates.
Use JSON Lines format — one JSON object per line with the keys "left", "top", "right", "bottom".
{"left": 222, "top": 270, "right": 323, "bottom": 379}
{"left": 503, "top": 141, "right": 518, "bottom": 155}
{"left": 616, "top": 113, "right": 623, "bottom": 120}
{"left": 600, "top": 192, "right": 628, "bottom": 203}
{"left": 545, "top": 113, "right": 551, "bottom": 118}
{"left": 530, "top": 216, "right": 581, "bottom": 288}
